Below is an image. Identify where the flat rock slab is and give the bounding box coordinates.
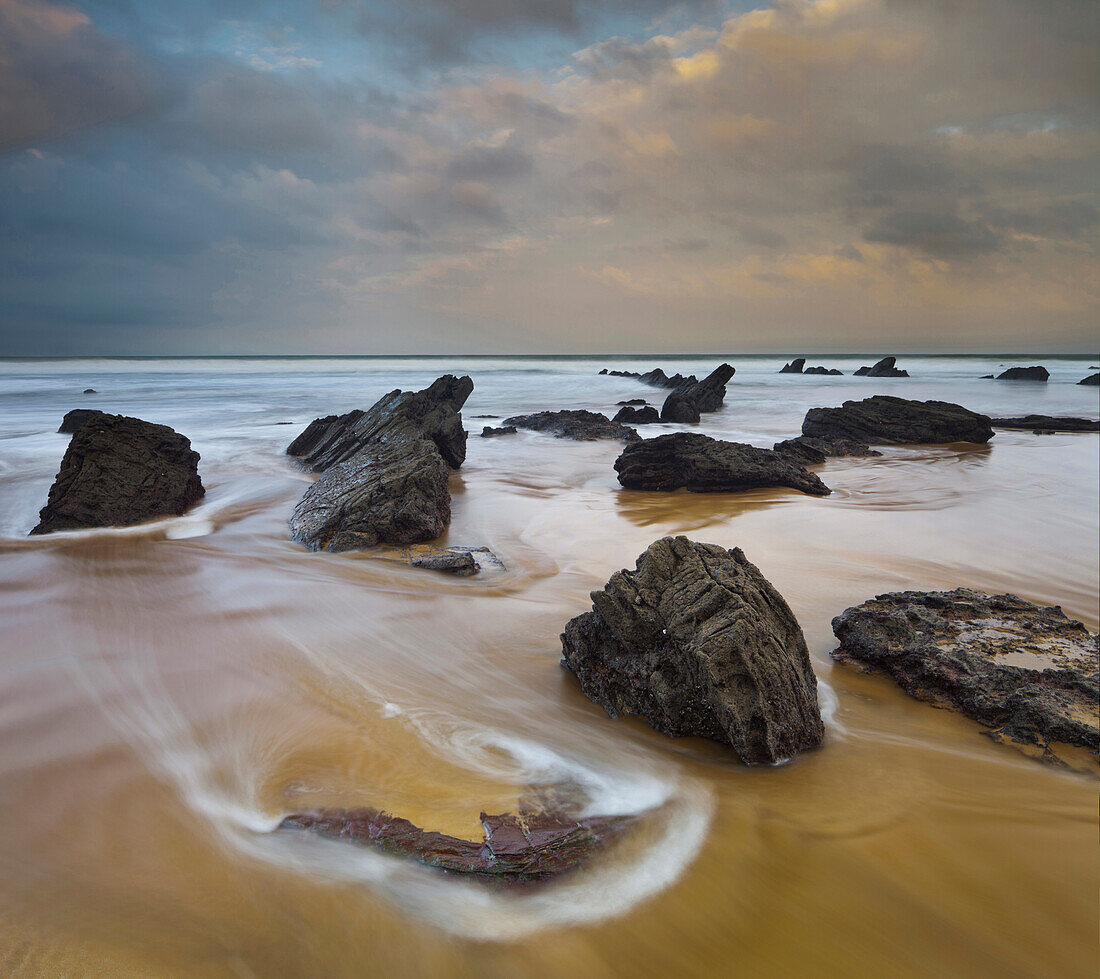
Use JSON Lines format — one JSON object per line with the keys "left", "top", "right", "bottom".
{"left": 615, "top": 432, "right": 830, "bottom": 496}
{"left": 480, "top": 426, "right": 517, "bottom": 437}
{"left": 832, "top": 588, "right": 1099, "bottom": 769}
{"left": 561, "top": 537, "right": 825, "bottom": 764}
{"left": 280, "top": 805, "right": 634, "bottom": 886}
{"left": 502, "top": 410, "right": 640, "bottom": 441}
{"left": 31, "top": 413, "right": 204, "bottom": 535}
{"left": 996, "top": 366, "right": 1049, "bottom": 381}
{"left": 991, "top": 415, "right": 1099, "bottom": 432}
{"left": 802, "top": 395, "right": 994, "bottom": 444}
{"left": 772, "top": 436, "right": 882, "bottom": 466}
{"left": 370, "top": 544, "right": 505, "bottom": 575}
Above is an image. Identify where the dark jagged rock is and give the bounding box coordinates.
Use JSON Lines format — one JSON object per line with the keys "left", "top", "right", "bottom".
{"left": 480, "top": 425, "right": 517, "bottom": 437}
{"left": 661, "top": 363, "right": 734, "bottom": 417}
{"left": 561, "top": 537, "right": 825, "bottom": 764}
{"left": 613, "top": 405, "right": 660, "bottom": 424}
{"left": 980, "top": 374, "right": 995, "bottom": 379}
{"left": 280, "top": 803, "right": 634, "bottom": 886}
{"left": 772, "top": 436, "right": 882, "bottom": 465}
{"left": 804, "top": 366, "right": 843, "bottom": 375}
{"left": 996, "top": 366, "right": 1049, "bottom": 381}
{"left": 287, "top": 374, "right": 473, "bottom": 472}
{"left": 991, "top": 415, "right": 1099, "bottom": 433}
{"left": 58, "top": 408, "right": 106, "bottom": 434}
{"left": 854, "top": 356, "right": 909, "bottom": 378}
{"left": 31, "top": 414, "right": 204, "bottom": 535}
{"left": 615, "top": 432, "right": 831, "bottom": 496}
{"left": 82, "top": 388, "right": 96, "bottom": 394}
{"left": 802, "top": 396, "right": 994, "bottom": 444}
{"left": 289, "top": 439, "right": 450, "bottom": 552}
{"left": 832, "top": 589, "right": 1099, "bottom": 769}
{"left": 601, "top": 368, "right": 697, "bottom": 390}
{"left": 501, "top": 410, "right": 640, "bottom": 442}
{"left": 1078, "top": 373, "right": 1099, "bottom": 386}
{"left": 780, "top": 358, "right": 805, "bottom": 374}
{"left": 658, "top": 392, "right": 700, "bottom": 423}
{"left": 616, "top": 399, "right": 648, "bottom": 406}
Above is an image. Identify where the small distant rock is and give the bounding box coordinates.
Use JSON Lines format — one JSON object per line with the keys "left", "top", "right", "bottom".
{"left": 480, "top": 425, "right": 517, "bottom": 437}
{"left": 1078, "top": 373, "right": 1099, "bottom": 386}
{"left": 773, "top": 436, "right": 882, "bottom": 466}
{"left": 991, "top": 416, "right": 1098, "bottom": 433}
{"left": 615, "top": 432, "right": 831, "bottom": 496}
{"left": 802, "top": 396, "right": 994, "bottom": 444}
{"left": 82, "top": 388, "right": 96, "bottom": 394}
{"left": 502, "top": 410, "right": 640, "bottom": 442}
{"left": 854, "top": 356, "right": 909, "bottom": 378}
{"left": 613, "top": 405, "right": 660, "bottom": 424}
{"left": 804, "top": 366, "right": 843, "bottom": 375}
{"left": 996, "top": 366, "right": 1049, "bottom": 381}
{"left": 980, "top": 374, "right": 995, "bottom": 379}
{"left": 616, "top": 399, "right": 648, "bottom": 406}
{"left": 779, "top": 358, "right": 806, "bottom": 374}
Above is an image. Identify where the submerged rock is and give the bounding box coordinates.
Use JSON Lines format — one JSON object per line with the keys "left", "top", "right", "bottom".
{"left": 804, "top": 366, "right": 843, "bottom": 375}
{"left": 1077, "top": 373, "right": 1099, "bottom": 386}
{"left": 502, "top": 410, "right": 640, "bottom": 441}
{"left": 779, "top": 358, "right": 806, "bottom": 373}
{"left": 58, "top": 408, "right": 106, "bottom": 434}
{"left": 615, "top": 432, "right": 831, "bottom": 496}
{"left": 832, "top": 589, "right": 1099, "bottom": 769}
{"left": 772, "top": 436, "right": 882, "bottom": 466}
{"left": 854, "top": 356, "right": 909, "bottom": 378}
{"left": 561, "top": 537, "right": 825, "bottom": 764}
{"left": 480, "top": 425, "right": 517, "bottom": 437}
{"left": 82, "top": 388, "right": 96, "bottom": 394}
{"left": 31, "top": 413, "right": 204, "bottom": 535}
{"left": 365, "top": 543, "right": 505, "bottom": 575}
{"left": 613, "top": 405, "right": 660, "bottom": 424}
{"left": 996, "top": 366, "right": 1049, "bottom": 381}
{"left": 287, "top": 374, "right": 473, "bottom": 472}
{"left": 802, "top": 396, "right": 994, "bottom": 444}
{"left": 991, "top": 415, "right": 1099, "bottom": 433}
{"left": 616, "top": 399, "right": 648, "bottom": 406}
{"left": 281, "top": 803, "right": 634, "bottom": 886}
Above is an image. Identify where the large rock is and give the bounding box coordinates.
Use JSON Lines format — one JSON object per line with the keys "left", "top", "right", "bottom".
{"left": 1076, "top": 372, "right": 1099, "bottom": 386}
{"left": 613, "top": 405, "right": 660, "bottom": 424}
{"left": 501, "top": 410, "right": 640, "bottom": 441}
{"left": 991, "top": 415, "right": 1099, "bottom": 433}
{"left": 281, "top": 802, "right": 633, "bottom": 886}
{"left": 854, "top": 356, "right": 909, "bottom": 378}
{"left": 802, "top": 396, "right": 994, "bottom": 444}
{"left": 832, "top": 589, "right": 1099, "bottom": 768}
{"left": 560, "top": 537, "right": 825, "bottom": 764}
{"left": 658, "top": 392, "right": 700, "bottom": 423}
{"left": 772, "top": 436, "right": 882, "bottom": 466}
{"left": 996, "top": 366, "right": 1049, "bottom": 381}
{"left": 287, "top": 374, "right": 473, "bottom": 472}
{"left": 31, "top": 413, "right": 204, "bottom": 535}
{"left": 615, "top": 433, "right": 830, "bottom": 496}
{"left": 289, "top": 439, "right": 450, "bottom": 552}
{"left": 664, "top": 363, "right": 735, "bottom": 414}
{"left": 779, "top": 358, "right": 806, "bottom": 373}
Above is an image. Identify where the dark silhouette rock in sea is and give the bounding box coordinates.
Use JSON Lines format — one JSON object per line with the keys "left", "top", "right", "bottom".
{"left": 480, "top": 425, "right": 517, "bottom": 437}
{"left": 613, "top": 405, "right": 660, "bottom": 424}
{"left": 802, "top": 396, "right": 994, "bottom": 444}
{"left": 772, "top": 436, "right": 882, "bottom": 465}
{"left": 82, "top": 388, "right": 96, "bottom": 394}
{"left": 58, "top": 408, "right": 106, "bottom": 434}
{"left": 832, "top": 589, "right": 1099, "bottom": 770}
{"left": 804, "top": 366, "right": 843, "bottom": 375}
{"left": 615, "top": 432, "right": 831, "bottom": 496}
{"left": 991, "top": 416, "right": 1099, "bottom": 433}
{"left": 616, "top": 399, "right": 648, "bottom": 406}
{"left": 281, "top": 803, "right": 634, "bottom": 886}
{"left": 600, "top": 368, "right": 697, "bottom": 390}
{"left": 501, "top": 410, "right": 640, "bottom": 441}
{"left": 287, "top": 374, "right": 473, "bottom": 472}
{"left": 659, "top": 391, "right": 700, "bottom": 423}
{"left": 660, "top": 363, "right": 735, "bottom": 418}
{"left": 1078, "top": 373, "right": 1099, "bottom": 386}
{"left": 560, "top": 537, "right": 825, "bottom": 764}
{"left": 31, "top": 413, "right": 205, "bottom": 535}
{"left": 854, "top": 356, "right": 909, "bottom": 378}
{"left": 779, "top": 358, "right": 806, "bottom": 373}
{"left": 996, "top": 366, "right": 1049, "bottom": 381}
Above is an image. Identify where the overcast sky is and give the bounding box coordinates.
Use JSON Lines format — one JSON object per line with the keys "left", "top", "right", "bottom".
{"left": 1, "top": 0, "right": 1097, "bottom": 354}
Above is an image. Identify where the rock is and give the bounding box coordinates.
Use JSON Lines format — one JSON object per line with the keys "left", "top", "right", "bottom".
{"left": 661, "top": 363, "right": 735, "bottom": 416}
{"left": 280, "top": 802, "right": 634, "bottom": 886}
{"left": 615, "top": 433, "right": 831, "bottom": 496}
{"left": 1078, "top": 373, "right": 1099, "bottom": 386}
{"left": 287, "top": 374, "right": 473, "bottom": 472}
{"left": 289, "top": 439, "right": 450, "bottom": 552}
{"left": 802, "top": 396, "right": 994, "bottom": 444}
{"left": 480, "top": 425, "right": 517, "bottom": 437}
{"left": 560, "top": 537, "right": 825, "bottom": 764}
{"left": 772, "top": 436, "right": 883, "bottom": 465}
{"left": 58, "top": 408, "right": 106, "bottom": 434}
{"left": 658, "top": 392, "right": 700, "bottom": 423}
{"left": 996, "top": 366, "right": 1049, "bottom": 381}
{"left": 804, "top": 366, "right": 843, "bottom": 375}
{"left": 980, "top": 374, "right": 995, "bottom": 379}
{"left": 31, "top": 414, "right": 205, "bottom": 535}
{"left": 601, "top": 368, "right": 697, "bottom": 390}
{"left": 616, "top": 399, "right": 649, "bottom": 406}
{"left": 991, "top": 416, "right": 1099, "bottom": 433}
{"left": 854, "top": 356, "right": 909, "bottom": 378}
{"left": 501, "top": 410, "right": 640, "bottom": 441}
{"left": 831, "top": 588, "right": 1099, "bottom": 769}
{"left": 82, "top": 388, "right": 96, "bottom": 394}
{"left": 613, "top": 405, "right": 660, "bottom": 424}
{"left": 779, "top": 358, "right": 806, "bottom": 373}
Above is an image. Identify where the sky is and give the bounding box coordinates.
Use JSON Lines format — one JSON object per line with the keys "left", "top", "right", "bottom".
{"left": 0, "top": 0, "right": 1097, "bottom": 355}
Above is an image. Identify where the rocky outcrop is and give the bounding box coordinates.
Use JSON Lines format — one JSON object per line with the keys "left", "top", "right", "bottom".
{"left": 658, "top": 392, "right": 700, "bottom": 423}
{"left": 832, "top": 589, "right": 1099, "bottom": 769}
{"left": 996, "top": 366, "right": 1049, "bottom": 381}
{"left": 561, "top": 537, "right": 825, "bottom": 764}
{"left": 615, "top": 433, "right": 831, "bottom": 496}
{"left": 58, "top": 408, "right": 106, "bottom": 434}
{"left": 287, "top": 374, "right": 473, "bottom": 472}
{"left": 779, "top": 358, "right": 806, "bottom": 373}
{"left": 281, "top": 803, "right": 634, "bottom": 886}
{"left": 617, "top": 399, "right": 648, "bottom": 406}
{"left": 480, "top": 425, "right": 517, "bottom": 437}
{"left": 991, "top": 416, "right": 1099, "bottom": 433}
{"left": 772, "top": 436, "right": 882, "bottom": 466}
{"left": 802, "top": 396, "right": 994, "bottom": 444}
{"left": 613, "top": 405, "right": 660, "bottom": 424}
{"left": 660, "top": 363, "right": 735, "bottom": 418}
{"left": 501, "top": 410, "right": 640, "bottom": 441}
{"left": 804, "top": 366, "right": 843, "bottom": 375}
{"left": 289, "top": 439, "right": 450, "bottom": 552}
{"left": 600, "top": 368, "right": 696, "bottom": 389}
{"left": 1077, "top": 373, "right": 1099, "bottom": 386}
{"left": 854, "top": 356, "right": 909, "bottom": 378}
{"left": 31, "top": 413, "right": 205, "bottom": 535}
